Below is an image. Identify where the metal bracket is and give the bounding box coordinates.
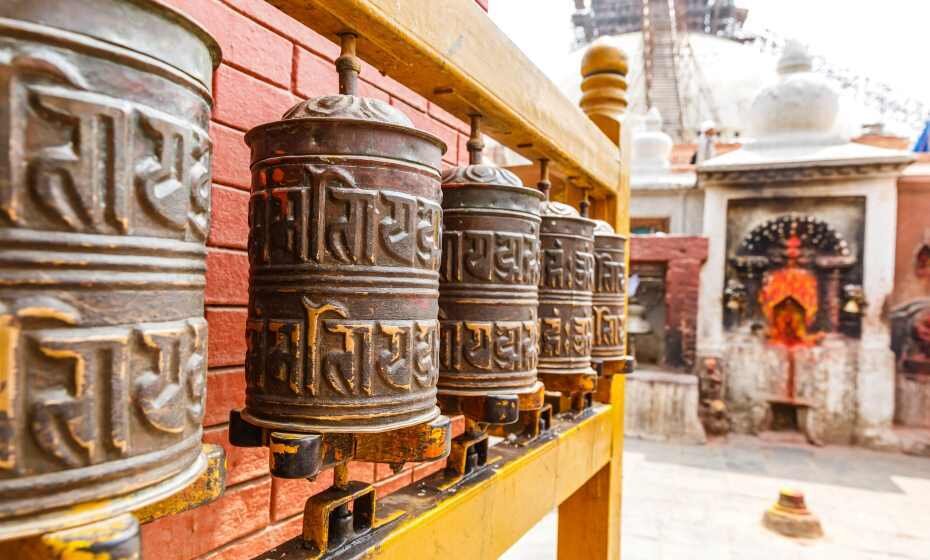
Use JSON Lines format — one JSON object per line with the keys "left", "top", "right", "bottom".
{"left": 437, "top": 393, "right": 519, "bottom": 425}
{"left": 539, "top": 373, "right": 596, "bottom": 414}
{"left": 354, "top": 415, "right": 451, "bottom": 465}
{"left": 302, "top": 481, "right": 376, "bottom": 559}
{"left": 488, "top": 383, "right": 552, "bottom": 443}
{"left": 442, "top": 428, "right": 490, "bottom": 487}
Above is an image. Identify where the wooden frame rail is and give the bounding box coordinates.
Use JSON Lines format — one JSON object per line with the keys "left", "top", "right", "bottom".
{"left": 268, "top": 0, "right": 622, "bottom": 201}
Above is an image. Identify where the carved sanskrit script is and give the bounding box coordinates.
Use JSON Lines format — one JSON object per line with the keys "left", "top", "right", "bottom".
{"left": 246, "top": 298, "right": 439, "bottom": 397}
{"left": 539, "top": 313, "right": 594, "bottom": 358}
{"left": 441, "top": 230, "right": 540, "bottom": 285}
{"left": 439, "top": 320, "right": 538, "bottom": 373}
{"left": 0, "top": 305, "right": 206, "bottom": 474}
{"left": 595, "top": 252, "right": 625, "bottom": 294}
{"left": 593, "top": 306, "right": 623, "bottom": 347}
{"left": 541, "top": 241, "right": 595, "bottom": 291}
{"left": 249, "top": 166, "right": 441, "bottom": 271}
{"left": 1, "top": 53, "right": 211, "bottom": 240}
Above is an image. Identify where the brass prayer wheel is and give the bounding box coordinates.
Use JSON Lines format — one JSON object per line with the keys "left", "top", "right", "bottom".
{"left": 537, "top": 187, "right": 597, "bottom": 399}
{"left": 0, "top": 0, "right": 219, "bottom": 540}
{"left": 241, "top": 39, "right": 445, "bottom": 435}
{"left": 438, "top": 116, "right": 544, "bottom": 424}
{"left": 591, "top": 219, "right": 628, "bottom": 374}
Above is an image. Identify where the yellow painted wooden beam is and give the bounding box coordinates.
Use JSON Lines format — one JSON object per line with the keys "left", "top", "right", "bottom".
{"left": 255, "top": 406, "right": 615, "bottom": 560}
{"left": 367, "top": 406, "right": 614, "bottom": 559}
{"left": 266, "top": 0, "right": 621, "bottom": 198}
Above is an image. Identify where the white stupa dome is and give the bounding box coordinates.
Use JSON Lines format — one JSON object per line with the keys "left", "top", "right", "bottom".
{"left": 632, "top": 107, "right": 673, "bottom": 173}
{"left": 749, "top": 41, "right": 842, "bottom": 146}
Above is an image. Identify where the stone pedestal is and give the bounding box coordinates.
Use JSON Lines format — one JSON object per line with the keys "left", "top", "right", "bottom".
{"left": 625, "top": 369, "right": 706, "bottom": 444}
{"left": 895, "top": 373, "right": 930, "bottom": 428}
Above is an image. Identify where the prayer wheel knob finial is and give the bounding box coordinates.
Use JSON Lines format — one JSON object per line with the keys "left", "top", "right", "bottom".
{"left": 537, "top": 158, "right": 551, "bottom": 199}
{"left": 467, "top": 114, "right": 485, "bottom": 165}
{"left": 336, "top": 32, "right": 361, "bottom": 96}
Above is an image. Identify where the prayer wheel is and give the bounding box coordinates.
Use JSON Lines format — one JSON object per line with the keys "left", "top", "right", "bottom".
{"left": 232, "top": 34, "right": 450, "bottom": 557}
{"left": 0, "top": 0, "right": 219, "bottom": 541}
{"left": 241, "top": 41, "right": 445, "bottom": 435}
{"left": 437, "top": 116, "right": 544, "bottom": 426}
{"left": 537, "top": 177, "right": 597, "bottom": 407}
{"left": 591, "top": 219, "right": 629, "bottom": 375}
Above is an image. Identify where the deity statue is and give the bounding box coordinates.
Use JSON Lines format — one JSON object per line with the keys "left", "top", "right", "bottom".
{"left": 758, "top": 235, "right": 824, "bottom": 347}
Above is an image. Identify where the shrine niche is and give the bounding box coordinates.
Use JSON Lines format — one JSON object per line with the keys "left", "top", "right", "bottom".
{"left": 725, "top": 212, "right": 862, "bottom": 340}
{"left": 718, "top": 200, "right": 869, "bottom": 444}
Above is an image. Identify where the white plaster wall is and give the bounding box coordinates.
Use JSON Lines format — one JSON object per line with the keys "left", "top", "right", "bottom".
{"left": 630, "top": 189, "right": 705, "bottom": 235}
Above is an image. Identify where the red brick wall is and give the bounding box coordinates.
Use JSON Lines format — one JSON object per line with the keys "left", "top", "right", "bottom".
{"left": 630, "top": 236, "right": 708, "bottom": 370}
{"left": 143, "top": 1, "right": 476, "bottom": 558}
{"left": 892, "top": 157, "right": 930, "bottom": 307}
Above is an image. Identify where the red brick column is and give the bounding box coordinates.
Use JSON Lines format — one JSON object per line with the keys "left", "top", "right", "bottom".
{"left": 630, "top": 236, "right": 709, "bottom": 370}
{"left": 142, "top": 1, "right": 475, "bottom": 557}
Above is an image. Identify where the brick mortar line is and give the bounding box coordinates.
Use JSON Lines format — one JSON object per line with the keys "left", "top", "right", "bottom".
{"left": 207, "top": 365, "right": 245, "bottom": 374}
{"left": 192, "top": 511, "right": 303, "bottom": 560}
{"left": 218, "top": 0, "right": 338, "bottom": 63}
{"left": 220, "top": 60, "right": 293, "bottom": 96}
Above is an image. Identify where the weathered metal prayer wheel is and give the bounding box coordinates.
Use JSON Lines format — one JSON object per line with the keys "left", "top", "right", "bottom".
{"left": 438, "top": 118, "right": 544, "bottom": 422}
{"left": 591, "top": 219, "right": 629, "bottom": 375}
{"left": 0, "top": 0, "right": 219, "bottom": 540}
{"left": 241, "top": 40, "right": 445, "bottom": 435}
{"left": 537, "top": 194, "right": 597, "bottom": 399}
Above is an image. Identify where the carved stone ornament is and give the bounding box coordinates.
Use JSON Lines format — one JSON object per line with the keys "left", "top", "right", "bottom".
{"left": 537, "top": 202, "right": 597, "bottom": 377}
{"left": 0, "top": 0, "right": 219, "bottom": 539}
{"left": 590, "top": 220, "right": 627, "bottom": 365}
{"left": 438, "top": 163, "right": 544, "bottom": 397}
{"left": 243, "top": 73, "right": 447, "bottom": 434}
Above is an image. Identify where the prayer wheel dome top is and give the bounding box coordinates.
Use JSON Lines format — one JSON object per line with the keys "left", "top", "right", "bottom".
{"left": 282, "top": 94, "right": 413, "bottom": 127}
{"left": 441, "top": 164, "right": 524, "bottom": 187}
{"left": 593, "top": 219, "right": 622, "bottom": 237}
{"left": 541, "top": 201, "right": 582, "bottom": 217}
{"left": 581, "top": 40, "right": 629, "bottom": 77}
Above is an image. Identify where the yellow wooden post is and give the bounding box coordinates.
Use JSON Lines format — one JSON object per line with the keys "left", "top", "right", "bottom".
{"left": 557, "top": 41, "right": 630, "bottom": 560}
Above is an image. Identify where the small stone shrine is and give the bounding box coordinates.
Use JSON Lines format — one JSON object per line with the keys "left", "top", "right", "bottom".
{"left": 696, "top": 41, "right": 914, "bottom": 447}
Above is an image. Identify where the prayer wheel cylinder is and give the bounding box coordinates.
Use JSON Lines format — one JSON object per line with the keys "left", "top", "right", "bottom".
{"left": 537, "top": 202, "right": 597, "bottom": 378}
{"left": 591, "top": 220, "right": 627, "bottom": 369}
{"left": 243, "top": 95, "right": 446, "bottom": 433}
{"left": 438, "top": 165, "right": 543, "bottom": 396}
{"left": 0, "top": 0, "right": 219, "bottom": 539}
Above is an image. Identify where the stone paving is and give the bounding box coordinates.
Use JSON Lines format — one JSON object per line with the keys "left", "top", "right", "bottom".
{"left": 502, "top": 435, "right": 930, "bottom": 559}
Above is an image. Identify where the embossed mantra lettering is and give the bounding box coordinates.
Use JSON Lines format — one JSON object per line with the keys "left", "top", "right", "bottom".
{"left": 440, "top": 230, "right": 540, "bottom": 285}
{"left": 0, "top": 308, "right": 206, "bottom": 473}
{"left": 249, "top": 166, "right": 441, "bottom": 271}
{"left": 439, "top": 320, "right": 539, "bottom": 372}
{"left": 593, "top": 249, "right": 625, "bottom": 348}
{"left": 0, "top": 54, "right": 211, "bottom": 239}
{"left": 246, "top": 299, "right": 438, "bottom": 397}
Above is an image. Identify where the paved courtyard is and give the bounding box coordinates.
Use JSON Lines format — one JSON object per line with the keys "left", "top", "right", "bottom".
{"left": 503, "top": 435, "right": 930, "bottom": 559}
